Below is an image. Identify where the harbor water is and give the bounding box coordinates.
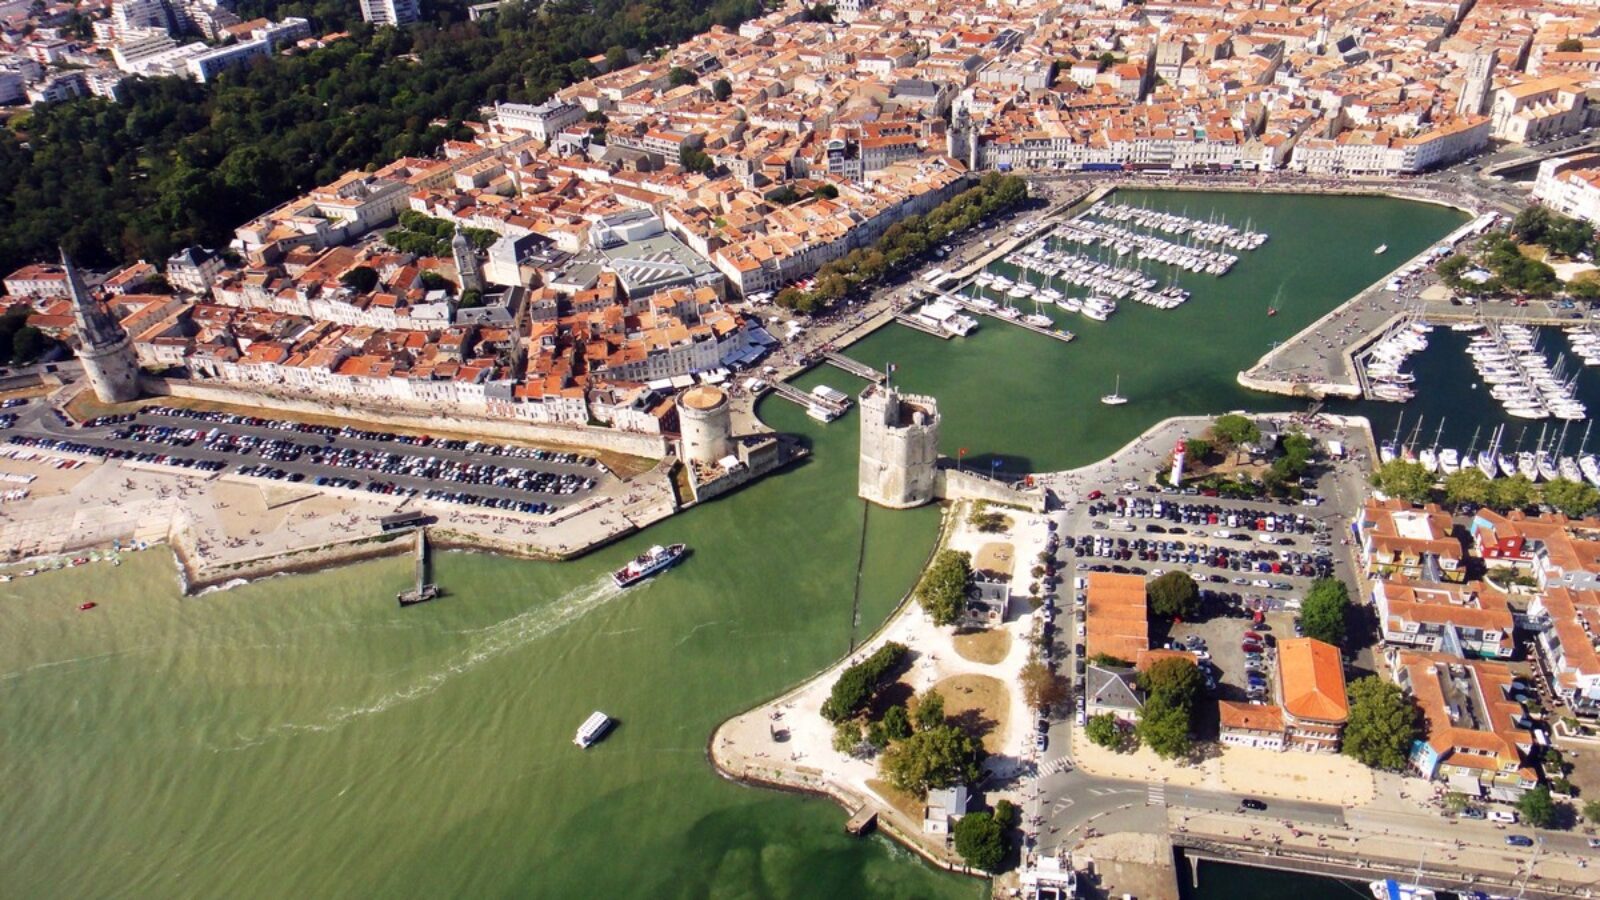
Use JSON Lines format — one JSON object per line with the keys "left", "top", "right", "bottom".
{"left": 0, "top": 190, "right": 1467, "bottom": 898}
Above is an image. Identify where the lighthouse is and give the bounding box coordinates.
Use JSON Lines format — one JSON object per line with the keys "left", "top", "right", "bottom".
{"left": 1170, "top": 438, "right": 1186, "bottom": 487}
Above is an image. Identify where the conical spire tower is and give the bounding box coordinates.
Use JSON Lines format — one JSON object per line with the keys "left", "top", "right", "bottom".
{"left": 60, "top": 250, "right": 141, "bottom": 403}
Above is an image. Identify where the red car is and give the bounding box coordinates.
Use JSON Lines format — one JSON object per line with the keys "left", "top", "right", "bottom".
{"left": 1244, "top": 631, "right": 1263, "bottom": 641}
{"left": 1087, "top": 490, "right": 1104, "bottom": 500}
{"left": 1241, "top": 642, "right": 1263, "bottom": 654}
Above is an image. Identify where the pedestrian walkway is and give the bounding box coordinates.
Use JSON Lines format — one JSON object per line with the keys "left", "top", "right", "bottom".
{"left": 1146, "top": 783, "right": 1166, "bottom": 806}
{"left": 1040, "top": 756, "right": 1073, "bottom": 777}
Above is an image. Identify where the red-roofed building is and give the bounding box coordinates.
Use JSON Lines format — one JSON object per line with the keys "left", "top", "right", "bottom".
{"left": 1275, "top": 638, "right": 1348, "bottom": 752}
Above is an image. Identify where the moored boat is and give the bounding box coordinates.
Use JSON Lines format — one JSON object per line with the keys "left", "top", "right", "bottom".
{"left": 574, "top": 711, "right": 613, "bottom": 748}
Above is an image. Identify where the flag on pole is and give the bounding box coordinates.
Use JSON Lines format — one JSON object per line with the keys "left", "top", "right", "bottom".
{"left": 958, "top": 448, "right": 968, "bottom": 457}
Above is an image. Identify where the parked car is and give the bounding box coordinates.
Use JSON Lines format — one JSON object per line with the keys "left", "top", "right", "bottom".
{"left": 1240, "top": 798, "right": 1267, "bottom": 811}
{"left": 1505, "top": 835, "right": 1534, "bottom": 847}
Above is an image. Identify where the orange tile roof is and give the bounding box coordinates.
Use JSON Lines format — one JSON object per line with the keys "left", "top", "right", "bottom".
{"left": 1278, "top": 638, "right": 1348, "bottom": 724}
{"left": 1085, "top": 572, "right": 1148, "bottom": 662}
{"left": 1218, "top": 700, "right": 1284, "bottom": 733}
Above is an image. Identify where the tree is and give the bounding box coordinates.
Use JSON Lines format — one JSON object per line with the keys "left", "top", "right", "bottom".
{"left": 813, "top": 183, "right": 839, "bottom": 200}
{"left": 11, "top": 326, "right": 46, "bottom": 364}
{"left": 882, "top": 704, "right": 912, "bottom": 740}
{"left": 953, "top": 811, "right": 1006, "bottom": 872}
{"left": 667, "top": 66, "right": 697, "bottom": 87}
{"left": 833, "top": 719, "right": 862, "bottom": 753}
{"left": 802, "top": 2, "right": 836, "bottom": 22}
{"left": 1542, "top": 478, "right": 1600, "bottom": 518}
{"left": 1085, "top": 713, "right": 1122, "bottom": 749}
{"left": 1020, "top": 657, "right": 1069, "bottom": 711}
{"left": 820, "top": 642, "right": 908, "bottom": 722}
{"left": 1437, "top": 254, "right": 1473, "bottom": 292}
{"left": 1140, "top": 656, "right": 1203, "bottom": 704}
{"left": 1146, "top": 571, "right": 1199, "bottom": 621}
{"left": 1517, "top": 785, "right": 1558, "bottom": 828}
{"left": 1211, "top": 413, "right": 1260, "bottom": 449}
{"left": 1343, "top": 676, "right": 1420, "bottom": 771}
{"left": 1300, "top": 578, "right": 1350, "bottom": 647}
{"left": 1512, "top": 206, "right": 1553, "bottom": 244}
{"left": 1371, "top": 459, "right": 1434, "bottom": 504}
{"left": 1558, "top": 37, "right": 1585, "bottom": 53}
{"left": 679, "top": 146, "right": 715, "bottom": 174}
{"left": 1583, "top": 798, "right": 1600, "bottom": 824}
{"left": 711, "top": 77, "right": 732, "bottom": 101}
{"left": 1184, "top": 438, "right": 1213, "bottom": 463}
{"left": 993, "top": 799, "right": 1017, "bottom": 828}
{"left": 914, "top": 689, "right": 946, "bottom": 731}
{"left": 1488, "top": 474, "right": 1537, "bottom": 511}
{"left": 879, "top": 724, "right": 983, "bottom": 793}
{"left": 916, "top": 550, "right": 971, "bottom": 626}
{"left": 339, "top": 265, "right": 379, "bottom": 293}
{"left": 1136, "top": 694, "right": 1192, "bottom": 759}
{"left": 1443, "top": 468, "right": 1491, "bottom": 508}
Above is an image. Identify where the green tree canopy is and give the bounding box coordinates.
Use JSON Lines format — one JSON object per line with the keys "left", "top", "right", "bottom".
{"left": 1211, "top": 414, "right": 1260, "bottom": 449}
{"left": 1343, "top": 676, "right": 1420, "bottom": 771}
{"left": 1517, "top": 785, "right": 1559, "bottom": 828}
{"left": 1136, "top": 694, "right": 1192, "bottom": 759}
{"left": 1558, "top": 37, "right": 1585, "bottom": 52}
{"left": 1443, "top": 467, "right": 1492, "bottom": 508}
{"left": 881, "top": 704, "right": 912, "bottom": 740}
{"left": 1085, "top": 712, "right": 1126, "bottom": 750}
{"left": 879, "top": 723, "right": 983, "bottom": 793}
{"left": 340, "top": 265, "right": 379, "bottom": 293}
{"left": 1146, "top": 571, "right": 1199, "bottom": 621}
{"left": 1542, "top": 478, "right": 1600, "bottom": 518}
{"left": 914, "top": 688, "right": 946, "bottom": 731}
{"left": 1488, "top": 474, "right": 1537, "bottom": 511}
{"left": 1371, "top": 459, "right": 1434, "bottom": 504}
{"left": 820, "top": 642, "right": 908, "bottom": 722}
{"left": 953, "top": 811, "right": 1006, "bottom": 872}
{"left": 711, "top": 77, "right": 732, "bottom": 101}
{"left": 1300, "top": 578, "right": 1350, "bottom": 647}
{"left": 916, "top": 550, "right": 971, "bottom": 627}
{"left": 667, "top": 66, "right": 697, "bottom": 87}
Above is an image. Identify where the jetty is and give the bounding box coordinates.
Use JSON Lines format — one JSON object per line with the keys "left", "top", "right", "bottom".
{"left": 892, "top": 311, "right": 953, "bottom": 339}
{"left": 766, "top": 380, "right": 852, "bottom": 417}
{"left": 844, "top": 806, "right": 878, "bottom": 836}
{"left": 821, "top": 352, "right": 886, "bottom": 383}
{"left": 397, "top": 527, "right": 441, "bottom": 606}
{"left": 930, "top": 288, "right": 1077, "bottom": 343}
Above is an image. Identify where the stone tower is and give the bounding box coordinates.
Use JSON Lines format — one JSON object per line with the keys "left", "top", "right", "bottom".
{"left": 858, "top": 383, "right": 940, "bottom": 509}
{"left": 452, "top": 228, "right": 485, "bottom": 294}
{"left": 677, "top": 384, "right": 732, "bottom": 465}
{"left": 63, "top": 250, "right": 141, "bottom": 404}
{"left": 1456, "top": 49, "right": 1497, "bottom": 117}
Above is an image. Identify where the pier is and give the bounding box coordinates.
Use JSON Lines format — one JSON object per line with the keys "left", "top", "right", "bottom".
{"left": 820, "top": 352, "right": 886, "bottom": 383}
{"left": 930, "top": 288, "right": 1077, "bottom": 343}
{"left": 892, "top": 311, "right": 953, "bottom": 339}
{"left": 844, "top": 806, "right": 878, "bottom": 836}
{"left": 397, "top": 527, "right": 441, "bottom": 606}
{"left": 766, "top": 380, "right": 852, "bottom": 416}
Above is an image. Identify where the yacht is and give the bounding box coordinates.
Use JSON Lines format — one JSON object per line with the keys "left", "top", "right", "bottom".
{"left": 1374, "top": 244, "right": 1389, "bottom": 255}
{"left": 1439, "top": 449, "right": 1460, "bottom": 475}
{"left": 1369, "top": 881, "right": 1436, "bottom": 900}
{"left": 1101, "top": 374, "right": 1129, "bottom": 406}
{"left": 574, "top": 711, "right": 613, "bottom": 748}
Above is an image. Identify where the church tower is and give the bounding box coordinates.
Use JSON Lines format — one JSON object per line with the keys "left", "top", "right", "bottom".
{"left": 63, "top": 251, "right": 141, "bottom": 404}
{"left": 452, "top": 228, "right": 485, "bottom": 294}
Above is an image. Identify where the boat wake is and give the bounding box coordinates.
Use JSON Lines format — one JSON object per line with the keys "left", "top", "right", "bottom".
{"left": 215, "top": 574, "right": 634, "bottom": 750}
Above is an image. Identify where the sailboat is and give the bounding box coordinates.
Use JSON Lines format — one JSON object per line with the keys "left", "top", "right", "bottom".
{"left": 1102, "top": 374, "right": 1129, "bottom": 406}
{"left": 1266, "top": 283, "right": 1282, "bottom": 318}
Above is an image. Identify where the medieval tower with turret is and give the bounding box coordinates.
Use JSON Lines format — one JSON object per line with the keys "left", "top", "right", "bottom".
{"left": 63, "top": 251, "right": 141, "bottom": 404}
{"left": 858, "top": 383, "right": 940, "bottom": 509}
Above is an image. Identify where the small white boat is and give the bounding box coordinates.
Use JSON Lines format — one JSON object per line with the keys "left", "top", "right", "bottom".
{"left": 574, "top": 710, "right": 613, "bottom": 748}
{"left": 1369, "top": 880, "right": 1437, "bottom": 900}
{"left": 1374, "top": 244, "right": 1389, "bottom": 255}
{"left": 1101, "top": 374, "right": 1128, "bottom": 406}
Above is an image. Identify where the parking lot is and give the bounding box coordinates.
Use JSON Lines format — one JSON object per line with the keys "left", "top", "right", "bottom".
{"left": 5, "top": 405, "right": 608, "bottom": 515}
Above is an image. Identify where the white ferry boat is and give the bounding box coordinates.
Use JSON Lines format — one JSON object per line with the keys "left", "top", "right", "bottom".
{"left": 612, "top": 544, "right": 688, "bottom": 588}
{"left": 574, "top": 710, "right": 613, "bottom": 748}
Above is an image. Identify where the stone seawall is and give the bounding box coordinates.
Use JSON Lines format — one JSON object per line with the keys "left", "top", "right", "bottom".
{"left": 142, "top": 376, "right": 670, "bottom": 459}
{"left": 935, "top": 467, "right": 1047, "bottom": 511}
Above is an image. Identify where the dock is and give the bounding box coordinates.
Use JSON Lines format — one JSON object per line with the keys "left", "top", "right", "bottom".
{"left": 397, "top": 527, "right": 441, "bottom": 606}
{"left": 821, "top": 352, "right": 886, "bottom": 383}
{"left": 767, "top": 380, "right": 851, "bottom": 417}
{"left": 844, "top": 806, "right": 878, "bottom": 836}
{"left": 893, "top": 312, "right": 953, "bottom": 339}
{"left": 931, "top": 288, "right": 1077, "bottom": 343}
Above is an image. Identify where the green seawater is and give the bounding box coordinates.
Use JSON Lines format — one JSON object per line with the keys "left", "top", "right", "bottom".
{"left": 0, "top": 191, "right": 1464, "bottom": 899}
